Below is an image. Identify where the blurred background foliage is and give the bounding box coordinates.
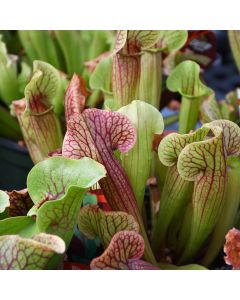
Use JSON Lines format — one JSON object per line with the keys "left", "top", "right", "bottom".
{"left": 0, "top": 30, "right": 115, "bottom": 140}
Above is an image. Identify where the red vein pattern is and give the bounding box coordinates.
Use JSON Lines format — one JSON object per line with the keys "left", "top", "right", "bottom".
{"left": 0, "top": 233, "right": 65, "bottom": 270}
{"left": 178, "top": 120, "right": 240, "bottom": 262}
{"left": 78, "top": 205, "right": 139, "bottom": 248}
{"left": 62, "top": 109, "right": 139, "bottom": 217}
{"left": 127, "top": 259, "right": 160, "bottom": 270}
{"left": 13, "top": 99, "right": 62, "bottom": 164}
{"left": 37, "top": 187, "right": 85, "bottom": 248}
{"left": 62, "top": 108, "right": 157, "bottom": 263}
{"left": 12, "top": 62, "right": 63, "bottom": 164}
{"left": 224, "top": 227, "right": 240, "bottom": 270}
{"left": 64, "top": 74, "right": 89, "bottom": 124}
{"left": 90, "top": 231, "right": 158, "bottom": 270}
{"left": 7, "top": 189, "right": 33, "bottom": 217}
{"left": 112, "top": 31, "right": 157, "bottom": 106}
{"left": 113, "top": 30, "right": 128, "bottom": 54}
{"left": 152, "top": 127, "right": 209, "bottom": 252}
{"left": 112, "top": 54, "right": 141, "bottom": 106}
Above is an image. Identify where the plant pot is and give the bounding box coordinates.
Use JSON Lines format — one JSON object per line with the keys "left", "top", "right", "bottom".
{"left": 0, "top": 137, "right": 33, "bottom": 190}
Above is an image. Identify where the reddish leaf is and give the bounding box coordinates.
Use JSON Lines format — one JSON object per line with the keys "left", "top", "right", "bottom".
{"left": 63, "top": 109, "right": 137, "bottom": 215}
{"left": 127, "top": 259, "right": 160, "bottom": 270}
{"left": 62, "top": 108, "right": 156, "bottom": 264}
{"left": 64, "top": 74, "right": 89, "bottom": 124}
{"left": 90, "top": 231, "right": 159, "bottom": 270}
{"left": 224, "top": 228, "right": 240, "bottom": 270}
{"left": 112, "top": 54, "right": 141, "bottom": 106}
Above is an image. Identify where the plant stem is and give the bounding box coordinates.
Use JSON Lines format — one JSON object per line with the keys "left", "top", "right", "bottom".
{"left": 151, "top": 165, "right": 193, "bottom": 254}
{"left": 179, "top": 96, "right": 199, "bottom": 134}
{"left": 163, "top": 114, "right": 179, "bottom": 127}
{"left": 201, "top": 165, "right": 240, "bottom": 266}
{"left": 139, "top": 51, "right": 162, "bottom": 108}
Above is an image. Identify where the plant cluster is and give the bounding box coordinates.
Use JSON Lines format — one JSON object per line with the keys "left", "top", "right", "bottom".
{"left": 0, "top": 30, "right": 240, "bottom": 270}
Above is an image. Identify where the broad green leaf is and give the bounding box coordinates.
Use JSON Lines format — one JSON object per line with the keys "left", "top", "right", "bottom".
{"left": 78, "top": 205, "right": 139, "bottom": 248}
{"left": 119, "top": 100, "right": 164, "bottom": 211}
{"left": 36, "top": 186, "right": 86, "bottom": 247}
{"left": 0, "top": 190, "right": 10, "bottom": 214}
{"left": 0, "top": 216, "right": 37, "bottom": 238}
{"left": 26, "top": 156, "right": 106, "bottom": 269}
{"left": 27, "top": 205, "right": 38, "bottom": 217}
{"left": 27, "top": 156, "right": 106, "bottom": 205}
{"left": 0, "top": 233, "right": 65, "bottom": 270}
{"left": 167, "top": 60, "right": 212, "bottom": 133}
{"left": 177, "top": 120, "right": 240, "bottom": 264}
{"left": 90, "top": 231, "right": 158, "bottom": 270}
{"left": 167, "top": 60, "right": 211, "bottom": 98}
{"left": 156, "top": 30, "right": 188, "bottom": 51}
